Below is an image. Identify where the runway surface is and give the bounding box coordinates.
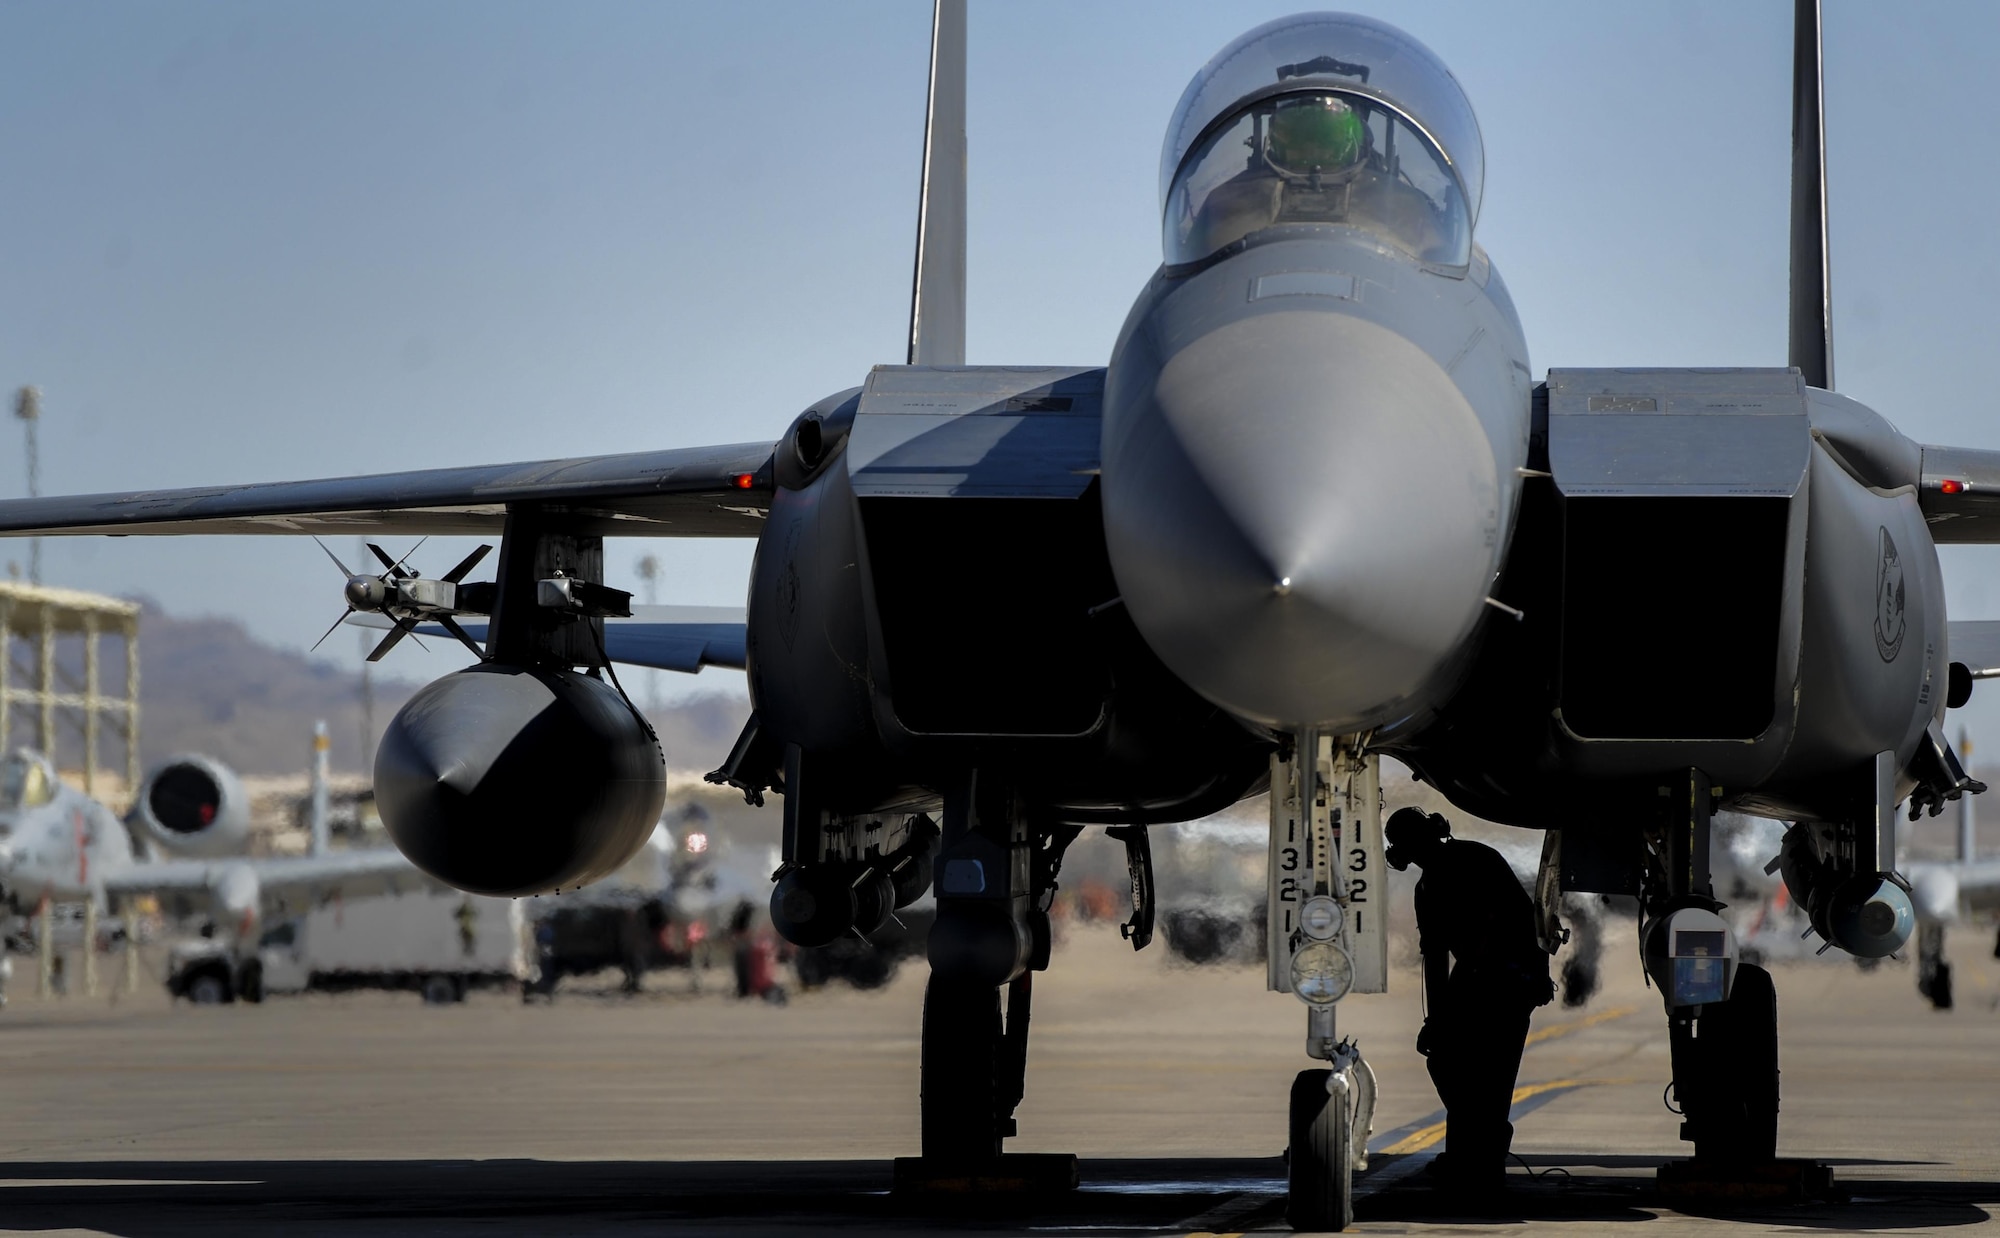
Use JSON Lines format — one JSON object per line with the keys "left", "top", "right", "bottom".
{"left": 2, "top": 920, "right": 1996, "bottom": 1235}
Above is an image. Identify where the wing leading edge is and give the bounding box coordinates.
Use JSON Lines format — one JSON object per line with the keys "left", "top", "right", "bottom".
{"left": 0, "top": 442, "right": 776, "bottom": 538}
{"left": 101, "top": 848, "right": 444, "bottom": 910}
{"left": 1950, "top": 619, "right": 2000, "bottom": 679}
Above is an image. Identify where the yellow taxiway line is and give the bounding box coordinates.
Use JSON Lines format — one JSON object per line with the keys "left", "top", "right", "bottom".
{"left": 1524, "top": 1002, "right": 1640, "bottom": 1047}
{"left": 1378, "top": 1075, "right": 1639, "bottom": 1156}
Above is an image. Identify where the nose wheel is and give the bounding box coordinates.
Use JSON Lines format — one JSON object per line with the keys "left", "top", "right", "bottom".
{"left": 1287, "top": 1041, "right": 1375, "bottom": 1232}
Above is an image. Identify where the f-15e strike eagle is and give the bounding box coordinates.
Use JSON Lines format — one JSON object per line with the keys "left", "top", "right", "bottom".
{"left": 4, "top": 1, "right": 2000, "bottom": 1226}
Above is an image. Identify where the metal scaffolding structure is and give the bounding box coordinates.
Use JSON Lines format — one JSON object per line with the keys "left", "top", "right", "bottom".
{"left": 0, "top": 582, "right": 140, "bottom": 798}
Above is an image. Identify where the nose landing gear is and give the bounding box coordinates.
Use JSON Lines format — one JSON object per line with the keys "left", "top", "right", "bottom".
{"left": 1272, "top": 733, "right": 1388, "bottom": 1231}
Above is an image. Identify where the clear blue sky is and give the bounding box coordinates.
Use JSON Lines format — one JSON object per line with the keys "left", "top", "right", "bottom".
{"left": 6, "top": 2, "right": 2000, "bottom": 759}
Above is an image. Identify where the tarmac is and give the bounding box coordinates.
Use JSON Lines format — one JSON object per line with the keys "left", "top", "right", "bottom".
{"left": 1, "top": 916, "right": 1997, "bottom": 1236}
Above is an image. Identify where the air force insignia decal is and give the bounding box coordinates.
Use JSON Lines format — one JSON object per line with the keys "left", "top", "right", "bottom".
{"left": 1874, "top": 526, "right": 1906, "bottom": 662}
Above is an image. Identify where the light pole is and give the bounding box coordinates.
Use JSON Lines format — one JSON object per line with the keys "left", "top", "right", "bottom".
{"left": 13, "top": 387, "right": 39, "bottom": 585}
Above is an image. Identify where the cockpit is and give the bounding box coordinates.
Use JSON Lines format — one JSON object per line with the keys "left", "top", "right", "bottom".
{"left": 1160, "top": 13, "right": 1483, "bottom": 269}
{"left": 0, "top": 749, "right": 55, "bottom": 814}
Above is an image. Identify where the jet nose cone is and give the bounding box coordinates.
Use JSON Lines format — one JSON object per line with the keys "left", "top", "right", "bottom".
{"left": 1104, "top": 307, "right": 1502, "bottom": 730}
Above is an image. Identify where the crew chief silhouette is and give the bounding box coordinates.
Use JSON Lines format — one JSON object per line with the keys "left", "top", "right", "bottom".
{"left": 1385, "top": 807, "right": 1553, "bottom": 1191}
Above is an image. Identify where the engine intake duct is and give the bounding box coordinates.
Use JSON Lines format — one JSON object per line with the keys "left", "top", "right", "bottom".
{"left": 1560, "top": 495, "right": 1788, "bottom": 739}
{"left": 1546, "top": 369, "right": 1809, "bottom": 746}
{"left": 129, "top": 754, "right": 250, "bottom": 859}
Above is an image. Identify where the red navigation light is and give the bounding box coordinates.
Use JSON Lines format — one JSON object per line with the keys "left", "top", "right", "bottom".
{"left": 1942, "top": 479, "right": 1966, "bottom": 495}
{"left": 732, "top": 472, "right": 755, "bottom": 490}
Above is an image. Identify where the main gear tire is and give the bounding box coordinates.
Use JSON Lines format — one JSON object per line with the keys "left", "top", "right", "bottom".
{"left": 1286, "top": 1067, "right": 1353, "bottom": 1232}
{"left": 1691, "top": 962, "right": 1779, "bottom": 1163}
{"left": 919, "top": 975, "right": 1001, "bottom": 1161}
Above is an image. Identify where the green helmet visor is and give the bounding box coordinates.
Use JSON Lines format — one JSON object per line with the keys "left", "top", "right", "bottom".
{"left": 1268, "top": 96, "right": 1365, "bottom": 173}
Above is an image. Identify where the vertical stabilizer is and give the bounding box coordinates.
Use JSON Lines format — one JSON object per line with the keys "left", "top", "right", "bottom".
{"left": 1788, "top": 0, "right": 1833, "bottom": 390}
{"left": 907, "top": 0, "right": 967, "bottom": 366}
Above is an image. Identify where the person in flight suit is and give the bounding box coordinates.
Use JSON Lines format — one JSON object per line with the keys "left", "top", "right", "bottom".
{"left": 1385, "top": 807, "right": 1553, "bottom": 1192}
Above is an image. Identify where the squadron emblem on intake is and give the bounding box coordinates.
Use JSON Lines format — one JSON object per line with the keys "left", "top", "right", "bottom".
{"left": 776, "top": 522, "right": 803, "bottom": 652}
{"left": 1874, "top": 526, "right": 1906, "bottom": 662}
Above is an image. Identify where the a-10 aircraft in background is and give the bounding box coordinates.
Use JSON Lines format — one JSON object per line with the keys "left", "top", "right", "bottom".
{"left": 6, "top": 0, "right": 2000, "bottom": 1226}
{"left": 0, "top": 747, "right": 438, "bottom": 1004}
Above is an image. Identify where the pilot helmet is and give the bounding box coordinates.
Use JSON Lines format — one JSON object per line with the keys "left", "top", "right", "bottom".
{"left": 1267, "top": 95, "right": 1366, "bottom": 176}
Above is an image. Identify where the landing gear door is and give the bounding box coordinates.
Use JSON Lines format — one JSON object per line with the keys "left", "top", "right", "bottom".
{"left": 1267, "top": 750, "right": 1307, "bottom": 993}
{"left": 1266, "top": 738, "right": 1387, "bottom": 994}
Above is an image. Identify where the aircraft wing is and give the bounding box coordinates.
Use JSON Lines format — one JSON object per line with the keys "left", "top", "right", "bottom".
{"left": 1949, "top": 620, "right": 2000, "bottom": 678}
{"left": 1920, "top": 446, "right": 2000, "bottom": 544}
{"left": 0, "top": 442, "right": 776, "bottom": 539}
{"left": 102, "top": 849, "right": 443, "bottom": 912}
{"left": 1955, "top": 859, "right": 2000, "bottom": 917}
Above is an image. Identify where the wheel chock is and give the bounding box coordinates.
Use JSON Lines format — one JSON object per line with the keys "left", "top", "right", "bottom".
{"left": 1656, "top": 1158, "right": 1839, "bottom": 1204}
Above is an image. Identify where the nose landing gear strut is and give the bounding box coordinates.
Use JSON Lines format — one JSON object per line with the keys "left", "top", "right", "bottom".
{"left": 1271, "top": 731, "right": 1387, "bottom": 1231}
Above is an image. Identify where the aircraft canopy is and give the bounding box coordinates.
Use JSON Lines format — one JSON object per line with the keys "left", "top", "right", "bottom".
{"left": 0, "top": 750, "right": 56, "bottom": 814}
{"left": 1160, "top": 13, "right": 1484, "bottom": 235}
{"left": 1164, "top": 91, "right": 1471, "bottom": 267}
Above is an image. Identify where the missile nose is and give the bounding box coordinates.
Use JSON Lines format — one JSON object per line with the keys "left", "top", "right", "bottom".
{"left": 1104, "top": 307, "right": 1502, "bottom": 730}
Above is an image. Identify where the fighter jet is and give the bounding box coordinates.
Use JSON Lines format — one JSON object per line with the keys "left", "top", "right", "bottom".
{"left": 0, "top": 747, "right": 439, "bottom": 1003}
{"left": 2, "top": 0, "right": 1998, "bottom": 1224}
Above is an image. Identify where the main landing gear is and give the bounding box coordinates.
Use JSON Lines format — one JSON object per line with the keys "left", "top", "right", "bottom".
{"left": 1628, "top": 767, "right": 1847, "bottom": 1202}
{"left": 885, "top": 736, "right": 1395, "bottom": 1219}
{"left": 900, "top": 774, "right": 1078, "bottom": 1193}
{"left": 919, "top": 972, "right": 1034, "bottom": 1163}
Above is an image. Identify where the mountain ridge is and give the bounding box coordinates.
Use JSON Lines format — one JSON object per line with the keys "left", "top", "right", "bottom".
{"left": 8, "top": 598, "right": 749, "bottom": 778}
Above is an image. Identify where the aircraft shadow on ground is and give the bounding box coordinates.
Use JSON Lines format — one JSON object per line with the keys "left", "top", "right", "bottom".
{"left": 0, "top": 1157, "right": 1988, "bottom": 1234}
{"left": 0, "top": 1158, "right": 1246, "bottom": 1235}
{"left": 1364, "top": 1155, "right": 1993, "bottom": 1231}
